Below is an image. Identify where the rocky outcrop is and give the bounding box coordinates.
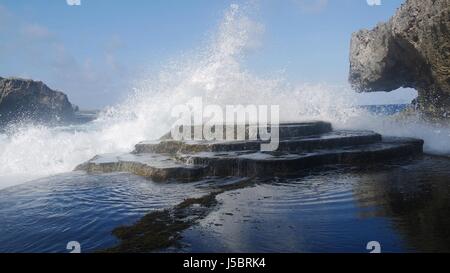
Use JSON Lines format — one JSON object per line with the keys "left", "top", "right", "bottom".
{"left": 76, "top": 122, "right": 424, "bottom": 181}
{"left": 349, "top": 0, "right": 450, "bottom": 118}
{"left": 0, "top": 77, "right": 76, "bottom": 125}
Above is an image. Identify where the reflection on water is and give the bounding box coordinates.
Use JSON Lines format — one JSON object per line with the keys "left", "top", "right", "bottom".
{"left": 0, "top": 172, "right": 209, "bottom": 253}
{"left": 0, "top": 156, "right": 449, "bottom": 253}
{"left": 355, "top": 157, "right": 450, "bottom": 252}
{"left": 179, "top": 156, "right": 450, "bottom": 253}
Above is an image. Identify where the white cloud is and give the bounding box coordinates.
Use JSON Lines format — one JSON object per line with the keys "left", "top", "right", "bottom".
{"left": 21, "top": 24, "right": 52, "bottom": 39}
{"left": 104, "top": 35, "right": 125, "bottom": 71}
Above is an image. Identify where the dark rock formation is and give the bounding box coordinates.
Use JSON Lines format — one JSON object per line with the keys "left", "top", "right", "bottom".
{"left": 0, "top": 77, "right": 76, "bottom": 125}
{"left": 102, "top": 177, "right": 254, "bottom": 253}
{"left": 349, "top": 0, "right": 450, "bottom": 117}
{"left": 76, "top": 122, "right": 424, "bottom": 181}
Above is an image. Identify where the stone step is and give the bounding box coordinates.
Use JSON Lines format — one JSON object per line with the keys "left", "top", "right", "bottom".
{"left": 75, "top": 117, "right": 425, "bottom": 182}
{"left": 75, "top": 153, "right": 207, "bottom": 182}
{"left": 160, "top": 121, "right": 333, "bottom": 140}
{"left": 177, "top": 137, "right": 424, "bottom": 177}
{"left": 75, "top": 136, "right": 423, "bottom": 181}
{"left": 134, "top": 130, "right": 382, "bottom": 154}
{"left": 275, "top": 121, "right": 333, "bottom": 138}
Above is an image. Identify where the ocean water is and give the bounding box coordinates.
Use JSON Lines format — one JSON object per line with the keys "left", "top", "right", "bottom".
{"left": 0, "top": 157, "right": 449, "bottom": 253}
{"left": 0, "top": 4, "right": 449, "bottom": 253}
{"left": 180, "top": 157, "right": 450, "bottom": 253}
{"left": 0, "top": 172, "right": 224, "bottom": 253}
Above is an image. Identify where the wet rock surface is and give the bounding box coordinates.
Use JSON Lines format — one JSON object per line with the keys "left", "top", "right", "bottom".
{"left": 76, "top": 121, "right": 424, "bottom": 181}
{"left": 75, "top": 153, "right": 207, "bottom": 182}
{"left": 349, "top": 0, "right": 450, "bottom": 118}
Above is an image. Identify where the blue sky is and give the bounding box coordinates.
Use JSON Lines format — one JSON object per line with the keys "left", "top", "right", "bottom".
{"left": 0, "top": 0, "right": 415, "bottom": 108}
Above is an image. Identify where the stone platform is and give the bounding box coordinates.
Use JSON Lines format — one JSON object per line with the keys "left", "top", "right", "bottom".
{"left": 75, "top": 122, "right": 424, "bottom": 181}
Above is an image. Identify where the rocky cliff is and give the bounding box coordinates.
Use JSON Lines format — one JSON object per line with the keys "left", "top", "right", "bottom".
{"left": 349, "top": 0, "right": 450, "bottom": 118}
{"left": 0, "top": 77, "right": 76, "bottom": 125}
